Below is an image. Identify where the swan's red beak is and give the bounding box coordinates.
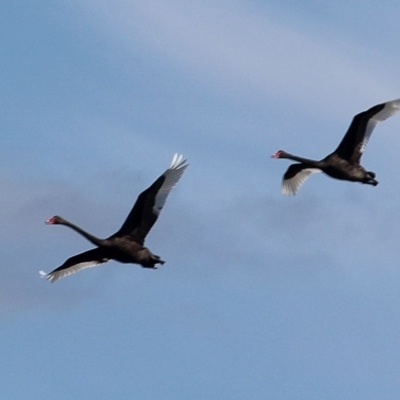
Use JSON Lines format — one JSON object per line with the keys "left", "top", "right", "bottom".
{"left": 271, "top": 151, "right": 280, "bottom": 158}
{"left": 45, "top": 216, "right": 56, "bottom": 225}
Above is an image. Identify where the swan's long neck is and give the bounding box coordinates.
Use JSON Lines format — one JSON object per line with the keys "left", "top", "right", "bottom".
{"left": 283, "top": 152, "right": 322, "bottom": 167}
{"left": 61, "top": 220, "right": 104, "bottom": 247}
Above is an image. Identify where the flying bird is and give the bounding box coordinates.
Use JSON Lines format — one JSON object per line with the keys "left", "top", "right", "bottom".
{"left": 272, "top": 98, "right": 400, "bottom": 195}
{"left": 40, "top": 154, "right": 188, "bottom": 282}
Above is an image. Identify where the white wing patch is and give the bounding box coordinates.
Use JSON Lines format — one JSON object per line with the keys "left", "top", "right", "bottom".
{"left": 39, "top": 259, "right": 108, "bottom": 283}
{"left": 360, "top": 98, "right": 400, "bottom": 154}
{"left": 153, "top": 153, "right": 188, "bottom": 215}
{"left": 282, "top": 168, "right": 321, "bottom": 195}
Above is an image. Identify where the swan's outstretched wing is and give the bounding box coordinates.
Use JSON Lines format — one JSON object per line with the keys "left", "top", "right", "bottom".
{"left": 40, "top": 248, "right": 109, "bottom": 283}
{"left": 335, "top": 99, "right": 400, "bottom": 163}
{"left": 115, "top": 154, "right": 188, "bottom": 243}
{"left": 282, "top": 164, "right": 321, "bottom": 195}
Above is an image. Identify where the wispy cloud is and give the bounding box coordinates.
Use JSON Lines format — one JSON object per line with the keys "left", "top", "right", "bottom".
{"left": 79, "top": 0, "right": 396, "bottom": 116}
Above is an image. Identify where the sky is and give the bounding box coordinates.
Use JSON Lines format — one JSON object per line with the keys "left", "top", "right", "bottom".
{"left": 2, "top": 0, "right": 400, "bottom": 398}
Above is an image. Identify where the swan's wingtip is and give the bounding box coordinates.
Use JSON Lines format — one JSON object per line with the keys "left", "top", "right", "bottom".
{"left": 171, "top": 153, "right": 178, "bottom": 165}
{"left": 39, "top": 270, "right": 54, "bottom": 282}
{"left": 388, "top": 98, "right": 400, "bottom": 109}
{"left": 39, "top": 270, "right": 56, "bottom": 282}
{"left": 282, "top": 184, "right": 297, "bottom": 196}
{"left": 169, "top": 153, "right": 188, "bottom": 169}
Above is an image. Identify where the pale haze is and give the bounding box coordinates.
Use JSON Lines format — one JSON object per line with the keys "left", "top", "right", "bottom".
{"left": 2, "top": 1, "right": 400, "bottom": 399}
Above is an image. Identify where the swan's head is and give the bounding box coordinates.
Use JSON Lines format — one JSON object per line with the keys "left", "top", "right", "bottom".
{"left": 271, "top": 150, "right": 287, "bottom": 159}
{"left": 45, "top": 215, "right": 63, "bottom": 225}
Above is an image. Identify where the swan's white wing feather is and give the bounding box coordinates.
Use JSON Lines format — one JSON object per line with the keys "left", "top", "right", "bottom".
{"left": 39, "top": 259, "right": 108, "bottom": 283}
{"left": 282, "top": 168, "right": 320, "bottom": 195}
{"left": 153, "top": 153, "right": 188, "bottom": 215}
{"left": 360, "top": 98, "right": 400, "bottom": 153}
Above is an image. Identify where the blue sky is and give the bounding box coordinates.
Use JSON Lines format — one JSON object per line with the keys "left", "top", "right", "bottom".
{"left": 2, "top": 0, "right": 400, "bottom": 398}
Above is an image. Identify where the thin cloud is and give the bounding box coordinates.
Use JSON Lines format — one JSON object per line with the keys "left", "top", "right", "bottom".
{"left": 79, "top": 0, "right": 395, "bottom": 115}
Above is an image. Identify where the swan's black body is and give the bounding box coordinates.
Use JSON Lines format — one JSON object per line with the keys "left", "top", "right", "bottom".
{"left": 272, "top": 99, "right": 400, "bottom": 195}
{"left": 40, "top": 154, "right": 188, "bottom": 282}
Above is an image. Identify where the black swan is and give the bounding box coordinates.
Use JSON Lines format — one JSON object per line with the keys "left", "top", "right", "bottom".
{"left": 40, "top": 154, "right": 188, "bottom": 282}
{"left": 272, "top": 99, "right": 400, "bottom": 195}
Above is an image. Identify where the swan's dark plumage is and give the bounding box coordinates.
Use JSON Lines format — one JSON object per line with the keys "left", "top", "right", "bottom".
{"left": 115, "top": 154, "right": 186, "bottom": 243}
{"left": 272, "top": 99, "right": 400, "bottom": 195}
{"left": 40, "top": 154, "right": 188, "bottom": 282}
